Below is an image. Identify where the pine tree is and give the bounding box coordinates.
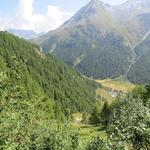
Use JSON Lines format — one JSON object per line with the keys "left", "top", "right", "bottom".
{"left": 101, "top": 100, "right": 110, "bottom": 129}
{"left": 90, "top": 101, "right": 101, "bottom": 125}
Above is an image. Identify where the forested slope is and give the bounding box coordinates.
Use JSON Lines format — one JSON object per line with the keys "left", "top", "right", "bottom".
{"left": 0, "top": 31, "right": 99, "bottom": 119}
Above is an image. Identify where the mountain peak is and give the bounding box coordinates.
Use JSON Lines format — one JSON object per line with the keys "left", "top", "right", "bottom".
{"left": 55, "top": 0, "right": 116, "bottom": 31}
{"left": 75, "top": 0, "right": 106, "bottom": 17}
{"left": 88, "top": 0, "right": 107, "bottom": 8}
{"left": 89, "top": 0, "right": 100, "bottom": 5}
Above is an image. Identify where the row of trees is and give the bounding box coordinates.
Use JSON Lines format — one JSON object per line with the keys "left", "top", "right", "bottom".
{"left": 89, "top": 100, "right": 110, "bottom": 128}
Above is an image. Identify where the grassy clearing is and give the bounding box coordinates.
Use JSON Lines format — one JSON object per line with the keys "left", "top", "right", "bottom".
{"left": 96, "top": 79, "right": 136, "bottom": 104}
{"left": 96, "top": 79, "right": 135, "bottom": 93}
{"left": 72, "top": 113, "right": 107, "bottom": 143}
{"left": 96, "top": 88, "right": 114, "bottom": 104}
{"left": 72, "top": 123, "right": 107, "bottom": 144}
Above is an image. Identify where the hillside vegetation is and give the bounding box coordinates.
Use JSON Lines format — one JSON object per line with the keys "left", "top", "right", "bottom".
{"left": 0, "top": 31, "right": 150, "bottom": 149}
{"left": 0, "top": 31, "right": 99, "bottom": 119}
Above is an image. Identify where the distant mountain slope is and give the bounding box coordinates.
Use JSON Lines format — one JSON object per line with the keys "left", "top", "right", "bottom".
{"left": 128, "top": 34, "right": 150, "bottom": 83}
{"left": 34, "top": 0, "right": 133, "bottom": 79}
{"left": 0, "top": 31, "right": 99, "bottom": 117}
{"left": 33, "top": 0, "right": 150, "bottom": 83}
{"left": 7, "top": 29, "right": 44, "bottom": 39}
{"left": 111, "top": 0, "right": 150, "bottom": 44}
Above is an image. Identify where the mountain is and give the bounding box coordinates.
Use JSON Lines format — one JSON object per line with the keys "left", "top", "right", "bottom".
{"left": 111, "top": 0, "right": 150, "bottom": 83}
{"left": 34, "top": 0, "right": 133, "bottom": 80}
{"left": 111, "top": 0, "right": 150, "bottom": 44}
{"left": 0, "top": 31, "right": 100, "bottom": 119}
{"left": 7, "top": 29, "right": 44, "bottom": 39}
{"left": 33, "top": 0, "right": 150, "bottom": 83}
{"left": 127, "top": 33, "right": 150, "bottom": 83}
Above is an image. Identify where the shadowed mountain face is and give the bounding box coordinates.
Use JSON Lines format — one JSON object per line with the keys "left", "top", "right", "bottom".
{"left": 33, "top": 0, "right": 150, "bottom": 83}
{"left": 127, "top": 34, "right": 150, "bottom": 83}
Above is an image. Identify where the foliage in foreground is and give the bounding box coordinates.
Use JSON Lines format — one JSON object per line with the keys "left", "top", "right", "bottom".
{"left": 0, "top": 59, "right": 79, "bottom": 149}
{"left": 1, "top": 60, "right": 150, "bottom": 149}
{"left": 1, "top": 56, "right": 150, "bottom": 150}
{"left": 0, "top": 31, "right": 150, "bottom": 149}
{"left": 108, "top": 92, "right": 150, "bottom": 149}
{"left": 88, "top": 85, "right": 150, "bottom": 150}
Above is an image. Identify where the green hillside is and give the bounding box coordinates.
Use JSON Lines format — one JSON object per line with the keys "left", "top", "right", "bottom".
{"left": 0, "top": 31, "right": 99, "bottom": 118}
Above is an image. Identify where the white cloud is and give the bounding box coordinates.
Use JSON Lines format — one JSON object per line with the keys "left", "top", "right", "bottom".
{"left": 0, "top": 18, "right": 4, "bottom": 31}
{"left": 0, "top": 26, "right": 4, "bottom": 31}
{"left": 0, "top": 0, "right": 73, "bottom": 33}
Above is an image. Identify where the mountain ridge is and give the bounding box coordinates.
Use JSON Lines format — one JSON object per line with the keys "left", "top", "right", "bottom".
{"left": 34, "top": 0, "right": 133, "bottom": 46}
{"left": 33, "top": 0, "right": 150, "bottom": 83}
{"left": 7, "top": 29, "right": 44, "bottom": 39}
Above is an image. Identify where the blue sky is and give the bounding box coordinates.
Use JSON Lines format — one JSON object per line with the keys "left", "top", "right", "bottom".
{"left": 0, "top": 0, "right": 127, "bottom": 32}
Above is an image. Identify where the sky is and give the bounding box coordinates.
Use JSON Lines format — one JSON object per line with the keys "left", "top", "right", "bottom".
{"left": 0, "top": 0, "right": 127, "bottom": 33}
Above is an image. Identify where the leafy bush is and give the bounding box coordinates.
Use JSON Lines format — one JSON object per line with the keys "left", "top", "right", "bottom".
{"left": 108, "top": 95, "right": 150, "bottom": 149}
{"left": 86, "top": 137, "right": 105, "bottom": 150}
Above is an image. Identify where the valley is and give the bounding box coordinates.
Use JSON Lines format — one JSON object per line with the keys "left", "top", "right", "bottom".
{"left": 96, "top": 79, "right": 135, "bottom": 93}
{"left": 96, "top": 79, "right": 136, "bottom": 105}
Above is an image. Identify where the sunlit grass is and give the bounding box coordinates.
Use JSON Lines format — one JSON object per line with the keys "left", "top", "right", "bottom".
{"left": 96, "top": 79, "right": 135, "bottom": 93}
{"left": 96, "top": 88, "right": 114, "bottom": 104}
